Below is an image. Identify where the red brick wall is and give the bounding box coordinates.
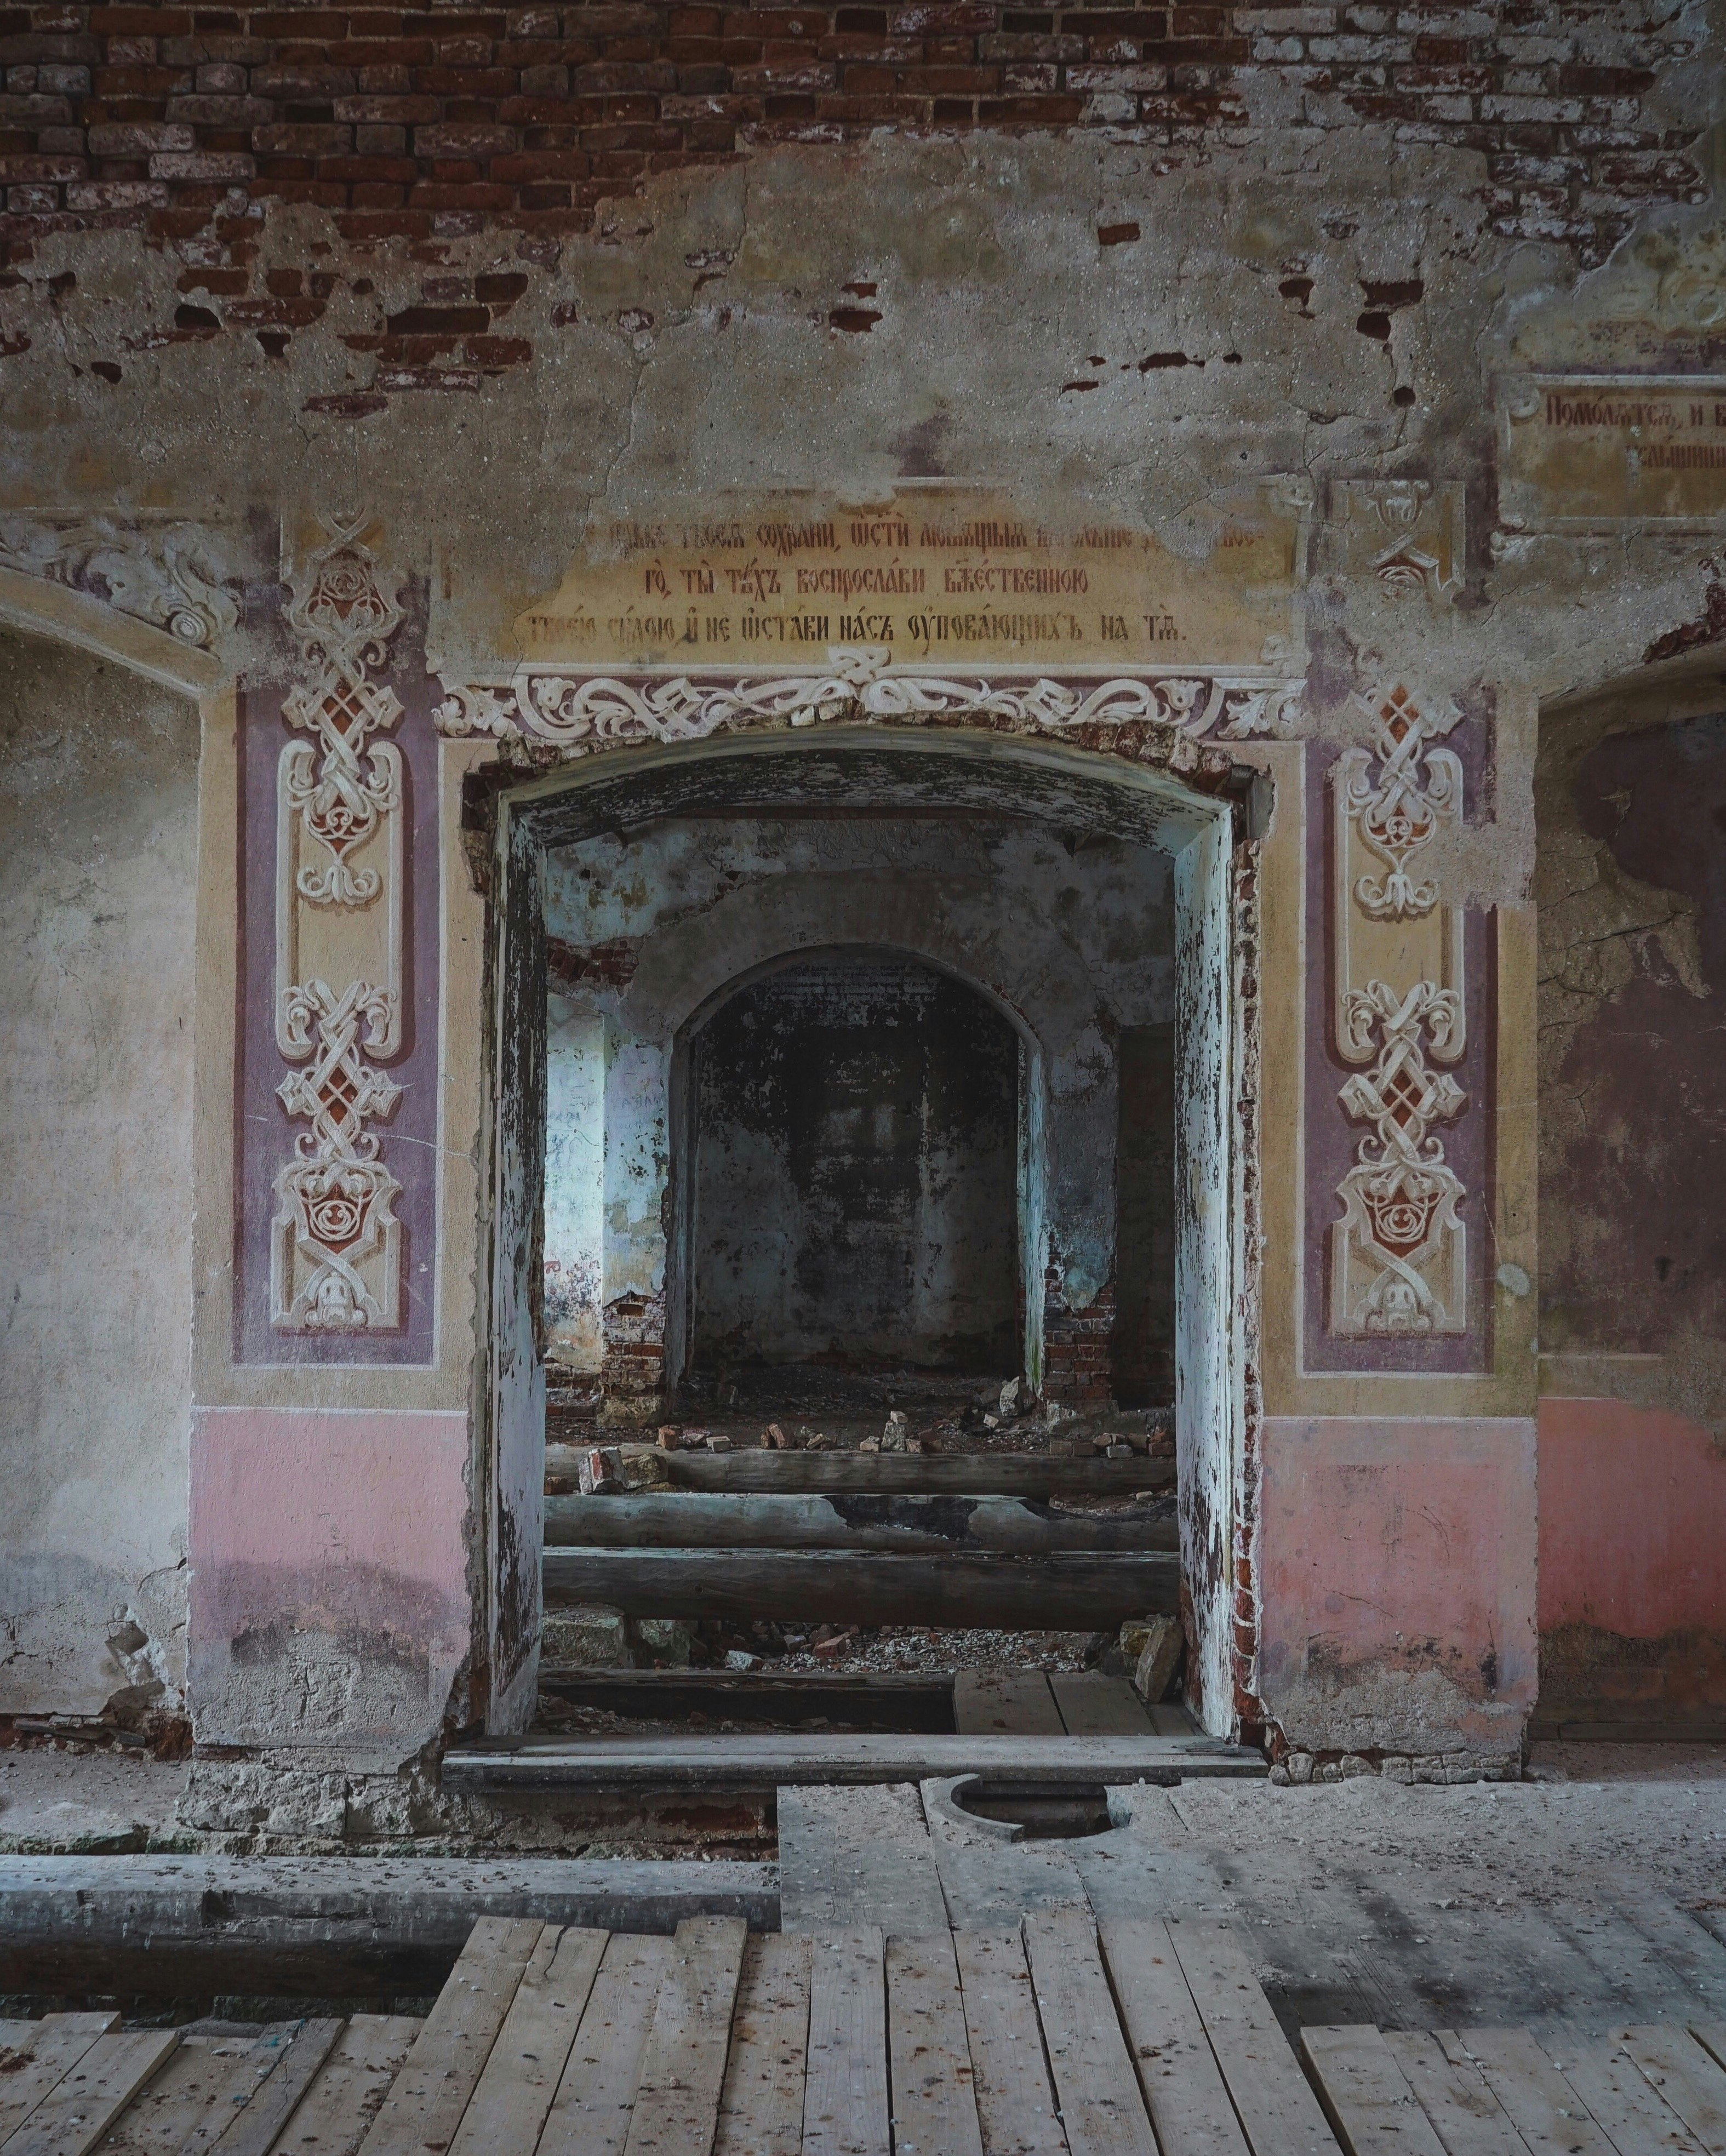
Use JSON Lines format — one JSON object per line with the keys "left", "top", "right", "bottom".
{"left": 1, "top": 3, "right": 1709, "bottom": 270}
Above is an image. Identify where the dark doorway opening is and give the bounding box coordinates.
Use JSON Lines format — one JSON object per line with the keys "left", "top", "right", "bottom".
{"left": 687, "top": 952, "right": 1021, "bottom": 1383}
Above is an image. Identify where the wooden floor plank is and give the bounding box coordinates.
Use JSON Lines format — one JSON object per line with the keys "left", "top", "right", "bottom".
{"left": 1023, "top": 1907, "right": 1156, "bottom": 2156}
{"left": 622, "top": 1915, "right": 748, "bottom": 2156}
{"left": 954, "top": 1673, "right": 1064, "bottom": 1737}
{"left": 1540, "top": 2034, "right": 1703, "bottom": 2153}
{"left": 885, "top": 1931, "right": 984, "bottom": 2156}
{"left": 1380, "top": 2032, "right": 1533, "bottom": 2156}
{"left": 1616, "top": 2026, "right": 1726, "bottom": 2153}
{"left": 778, "top": 1786, "right": 948, "bottom": 1937}
{"left": 1148, "top": 1703, "right": 1197, "bottom": 1735}
{"left": 264, "top": 2016, "right": 421, "bottom": 2156}
{"left": 90, "top": 2034, "right": 265, "bottom": 2155}
{"left": 448, "top": 1925, "right": 608, "bottom": 2156}
{"left": 1048, "top": 1675, "right": 1153, "bottom": 1737}
{"left": 801, "top": 1928, "right": 888, "bottom": 2156}
{"left": 1441, "top": 2030, "right": 1618, "bottom": 2156}
{"left": 207, "top": 2020, "right": 346, "bottom": 2156}
{"left": 714, "top": 1934, "right": 812, "bottom": 2156}
{"left": 1694, "top": 2028, "right": 1726, "bottom": 2077}
{"left": 951, "top": 1929, "right": 1068, "bottom": 2156}
{"left": 4, "top": 2029, "right": 180, "bottom": 2156}
{"left": 538, "top": 1934, "right": 672, "bottom": 2156}
{"left": 1164, "top": 1918, "right": 1341, "bottom": 2155}
{"left": 1097, "top": 1916, "right": 1248, "bottom": 2156}
{"left": 355, "top": 1914, "right": 544, "bottom": 2156}
{"left": 1300, "top": 2027, "right": 1450, "bottom": 2156}
{"left": 0, "top": 2016, "right": 120, "bottom": 2146}
{"left": 1608, "top": 1901, "right": 1726, "bottom": 2025}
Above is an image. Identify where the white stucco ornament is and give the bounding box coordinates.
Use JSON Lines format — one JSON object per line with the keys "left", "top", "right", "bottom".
{"left": 433, "top": 647, "right": 1305, "bottom": 745}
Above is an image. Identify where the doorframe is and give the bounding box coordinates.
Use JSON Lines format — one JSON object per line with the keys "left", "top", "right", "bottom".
{"left": 475, "top": 720, "right": 1264, "bottom": 1738}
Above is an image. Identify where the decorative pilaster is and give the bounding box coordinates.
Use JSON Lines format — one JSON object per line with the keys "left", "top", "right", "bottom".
{"left": 1329, "top": 682, "right": 1470, "bottom": 1336}
{"left": 271, "top": 513, "right": 409, "bottom": 1332}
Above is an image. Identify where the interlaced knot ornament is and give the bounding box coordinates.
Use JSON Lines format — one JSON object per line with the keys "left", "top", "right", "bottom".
{"left": 275, "top": 980, "right": 403, "bottom": 1330}
{"left": 1336, "top": 683, "right": 1462, "bottom": 920}
{"left": 1335, "top": 980, "right": 1467, "bottom": 1335}
{"left": 282, "top": 514, "right": 405, "bottom": 907}
{"left": 271, "top": 514, "right": 408, "bottom": 1333}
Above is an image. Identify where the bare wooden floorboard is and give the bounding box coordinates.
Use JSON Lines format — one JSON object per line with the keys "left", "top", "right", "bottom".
{"left": 448, "top": 1925, "right": 608, "bottom": 2156}
{"left": 1615, "top": 2025, "right": 1726, "bottom": 2153}
{"left": 1299, "top": 2027, "right": 1449, "bottom": 2156}
{"left": 207, "top": 2019, "right": 346, "bottom": 2156}
{"left": 934, "top": 1840, "right": 1089, "bottom": 1932}
{"left": 356, "top": 1913, "right": 544, "bottom": 2156}
{"left": 1441, "top": 2029, "right": 1619, "bottom": 2156}
{"left": 1379, "top": 2031, "right": 1533, "bottom": 2156}
{"left": 1538, "top": 2032, "right": 1704, "bottom": 2153}
{"left": 1023, "top": 1906, "right": 1157, "bottom": 2156}
{"left": 953, "top": 1672, "right": 1064, "bottom": 1737}
{"left": 93, "top": 2033, "right": 265, "bottom": 2155}
{"left": 1163, "top": 1918, "right": 1341, "bottom": 2155}
{"left": 538, "top": 1934, "right": 672, "bottom": 2156}
{"left": 0, "top": 2015, "right": 119, "bottom": 2145}
{"left": 264, "top": 2016, "right": 421, "bottom": 2156}
{"left": 622, "top": 1915, "right": 749, "bottom": 2156}
{"left": 1048, "top": 1675, "right": 1153, "bottom": 1737}
{"left": 1699, "top": 2029, "right": 1726, "bottom": 2076}
{"left": 801, "top": 1928, "right": 888, "bottom": 2156}
{"left": 4, "top": 2028, "right": 180, "bottom": 2156}
{"left": 778, "top": 1785, "right": 948, "bottom": 1937}
{"left": 884, "top": 1931, "right": 984, "bottom": 2156}
{"left": 1608, "top": 1900, "right": 1726, "bottom": 2025}
{"left": 714, "top": 1933, "right": 812, "bottom": 2156}
{"left": 1148, "top": 1703, "right": 1197, "bottom": 1735}
{"left": 951, "top": 1930, "right": 1068, "bottom": 2156}
{"left": 1097, "top": 1915, "right": 1248, "bottom": 2156}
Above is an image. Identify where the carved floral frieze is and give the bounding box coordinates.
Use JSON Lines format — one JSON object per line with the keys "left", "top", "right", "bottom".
{"left": 432, "top": 647, "right": 1306, "bottom": 747}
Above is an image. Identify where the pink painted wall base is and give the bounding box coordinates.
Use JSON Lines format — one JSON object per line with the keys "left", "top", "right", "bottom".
{"left": 188, "top": 1407, "right": 473, "bottom": 1756}
{"left": 1256, "top": 1416, "right": 1539, "bottom": 1764}
{"left": 1538, "top": 1394, "right": 1726, "bottom": 1722}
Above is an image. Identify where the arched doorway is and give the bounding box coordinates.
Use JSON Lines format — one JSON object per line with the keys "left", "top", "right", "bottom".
{"left": 681, "top": 948, "right": 1025, "bottom": 1388}
{"left": 480, "top": 724, "right": 1254, "bottom": 1739}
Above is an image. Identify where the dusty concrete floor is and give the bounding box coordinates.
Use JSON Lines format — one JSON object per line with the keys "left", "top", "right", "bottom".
{"left": 0, "top": 1746, "right": 187, "bottom": 1853}
{"left": 1166, "top": 1743, "right": 1726, "bottom": 1918}
{"left": 4, "top": 1738, "right": 1724, "bottom": 1914}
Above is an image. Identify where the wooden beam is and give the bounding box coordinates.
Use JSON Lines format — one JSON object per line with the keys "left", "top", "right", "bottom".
{"left": 545, "top": 1492, "right": 1177, "bottom": 1554}
{"left": 440, "top": 1732, "right": 1262, "bottom": 1793}
{"left": 547, "top": 1443, "right": 1172, "bottom": 1499}
{"left": 542, "top": 1547, "right": 1178, "bottom": 1627}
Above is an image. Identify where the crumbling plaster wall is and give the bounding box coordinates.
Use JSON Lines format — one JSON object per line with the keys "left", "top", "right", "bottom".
{"left": 542, "top": 813, "right": 1175, "bottom": 1396}
{"left": 0, "top": 628, "right": 196, "bottom": 1718}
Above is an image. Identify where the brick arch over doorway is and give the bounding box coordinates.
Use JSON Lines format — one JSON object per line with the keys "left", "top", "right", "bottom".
{"left": 475, "top": 721, "right": 1260, "bottom": 1740}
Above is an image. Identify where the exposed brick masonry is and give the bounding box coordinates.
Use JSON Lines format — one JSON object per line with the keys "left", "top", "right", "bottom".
{"left": 0, "top": 2, "right": 1708, "bottom": 273}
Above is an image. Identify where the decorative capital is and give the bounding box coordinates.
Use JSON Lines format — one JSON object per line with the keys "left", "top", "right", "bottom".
{"left": 0, "top": 511, "right": 242, "bottom": 648}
